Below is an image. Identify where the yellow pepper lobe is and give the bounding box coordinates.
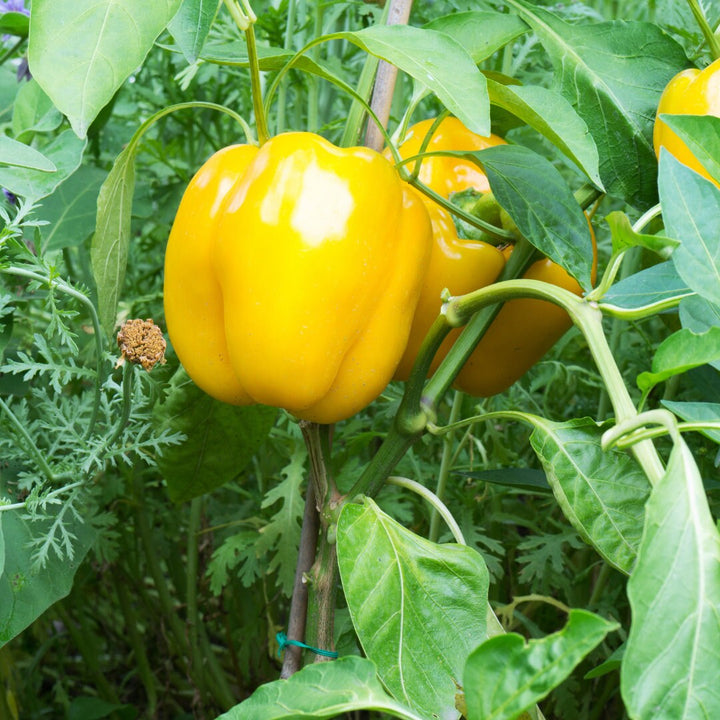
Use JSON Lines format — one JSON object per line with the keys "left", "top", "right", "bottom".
{"left": 164, "top": 132, "right": 432, "bottom": 424}
{"left": 654, "top": 57, "right": 720, "bottom": 187}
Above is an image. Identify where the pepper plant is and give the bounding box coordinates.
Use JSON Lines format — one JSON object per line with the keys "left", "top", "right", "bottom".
{"left": 0, "top": 0, "right": 719, "bottom": 719}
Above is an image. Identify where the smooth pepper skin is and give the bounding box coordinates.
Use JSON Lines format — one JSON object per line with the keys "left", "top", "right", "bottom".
{"left": 393, "top": 117, "right": 594, "bottom": 397}
{"left": 654, "top": 57, "right": 720, "bottom": 186}
{"left": 164, "top": 132, "right": 432, "bottom": 424}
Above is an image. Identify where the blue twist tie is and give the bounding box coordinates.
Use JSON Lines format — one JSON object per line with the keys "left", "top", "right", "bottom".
{"left": 276, "top": 631, "right": 339, "bottom": 659}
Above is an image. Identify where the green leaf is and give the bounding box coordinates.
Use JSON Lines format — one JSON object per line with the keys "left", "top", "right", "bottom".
{"left": 528, "top": 416, "right": 650, "bottom": 575}
{"left": 0, "top": 515, "right": 5, "bottom": 580}
{"left": 466, "top": 144, "right": 594, "bottom": 290}
{"left": 584, "top": 644, "right": 624, "bottom": 680}
{"left": 660, "top": 114, "right": 720, "bottom": 185}
{"left": 168, "top": 0, "right": 220, "bottom": 63}
{"left": 0, "top": 509, "right": 95, "bottom": 648}
{"left": 458, "top": 468, "right": 551, "bottom": 493}
{"left": 621, "top": 438, "right": 720, "bottom": 719}
{"left": 0, "top": 11, "right": 28, "bottom": 38}
{"left": 67, "top": 697, "right": 137, "bottom": 720}
{"left": 11, "top": 79, "right": 63, "bottom": 141}
{"left": 464, "top": 610, "right": 618, "bottom": 720}
{"left": 424, "top": 11, "right": 529, "bottom": 64}
{"left": 153, "top": 369, "right": 277, "bottom": 503}
{"left": 504, "top": 0, "right": 687, "bottom": 206}
{"left": 662, "top": 400, "right": 720, "bottom": 445}
{"left": 487, "top": 80, "right": 602, "bottom": 187}
{"left": 90, "top": 143, "right": 136, "bottom": 336}
{"left": 605, "top": 210, "right": 678, "bottom": 256}
{"left": 0, "top": 134, "right": 55, "bottom": 172}
{"left": 28, "top": 0, "right": 182, "bottom": 138}
{"left": 0, "top": 130, "right": 85, "bottom": 201}
{"left": 342, "top": 24, "right": 490, "bottom": 136}
{"left": 659, "top": 152, "right": 720, "bottom": 307}
{"left": 680, "top": 294, "right": 720, "bottom": 370}
{"left": 637, "top": 327, "right": 720, "bottom": 393}
{"left": 40, "top": 165, "right": 107, "bottom": 253}
{"left": 217, "top": 656, "right": 426, "bottom": 720}
{"left": 602, "top": 261, "right": 692, "bottom": 311}
{"left": 337, "top": 498, "right": 489, "bottom": 720}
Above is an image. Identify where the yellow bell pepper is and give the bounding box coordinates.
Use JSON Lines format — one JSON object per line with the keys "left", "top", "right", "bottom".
{"left": 393, "top": 117, "right": 594, "bottom": 396}
{"left": 164, "top": 132, "right": 432, "bottom": 424}
{"left": 653, "top": 57, "right": 720, "bottom": 186}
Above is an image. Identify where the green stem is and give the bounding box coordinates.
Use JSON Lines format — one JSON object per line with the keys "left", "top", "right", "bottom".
{"left": 388, "top": 475, "right": 465, "bottom": 545}
{"left": 107, "top": 361, "right": 134, "bottom": 448}
{"left": 186, "top": 497, "right": 203, "bottom": 682}
{"left": 276, "top": 0, "right": 297, "bottom": 134}
{"left": 244, "top": 24, "right": 270, "bottom": 144}
{"left": 307, "top": 2, "right": 323, "bottom": 132}
{"left": 686, "top": 0, "right": 720, "bottom": 59}
{"left": 428, "top": 390, "right": 463, "bottom": 543}
{"left": 445, "top": 280, "right": 666, "bottom": 485}
{"left": 0, "top": 37, "right": 24, "bottom": 67}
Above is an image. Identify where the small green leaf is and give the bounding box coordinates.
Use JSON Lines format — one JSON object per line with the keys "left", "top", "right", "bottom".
{"left": 0, "top": 11, "right": 29, "bottom": 39}
{"left": 424, "top": 11, "right": 528, "bottom": 64}
{"left": 90, "top": 143, "right": 136, "bottom": 336}
{"left": 29, "top": 0, "right": 182, "bottom": 137}
{"left": 464, "top": 144, "right": 594, "bottom": 290}
{"left": 528, "top": 416, "right": 650, "bottom": 575}
{"left": 637, "top": 327, "right": 720, "bottom": 393}
{"left": 337, "top": 498, "right": 489, "bottom": 720}
{"left": 153, "top": 369, "right": 277, "bottom": 503}
{"left": 217, "top": 656, "right": 426, "bottom": 720}
{"left": 168, "top": 0, "right": 220, "bottom": 63}
{"left": 0, "top": 130, "right": 85, "bottom": 201}
{"left": 602, "top": 261, "right": 692, "bottom": 311}
{"left": 342, "top": 24, "right": 490, "bottom": 136}
{"left": 659, "top": 152, "right": 720, "bottom": 306}
{"left": 621, "top": 438, "right": 720, "bottom": 718}
{"left": 487, "top": 80, "right": 602, "bottom": 188}
{"left": 660, "top": 114, "right": 720, "bottom": 185}
{"left": 458, "top": 468, "right": 551, "bottom": 493}
{"left": 41, "top": 165, "right": 107, "bottom": 253}
{"left": 605, "top": 210, "right": 678, "bottom": 256}
{"left": 0, "top": 135, "right": 55, "bottom": 172}
{"left": 584, "top": 644, "right": 624, "bottom": 680}
{"left": 464, "top": 610, "right": 619, "bottom": 720}
{"left": 0, "top": 509, "right": 95, "bottom": 648}
{"left": 11, "top": 80, "right": 62, "bottom": 141}
{"left": 662, "top": 400, "right": 720, "bottom": 445}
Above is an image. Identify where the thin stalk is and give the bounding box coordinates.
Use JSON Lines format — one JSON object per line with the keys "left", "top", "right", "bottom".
{"left": 244, "top": 24, "right": 270, "bottom": 144}
{"left": 388, "top": 475, "right": 465, "bottom": 545}
{"left": 428, "top": 390, "right": 463, "bottom": 543}
{"left": 307, "top": 2, "right": 323, "bottom": 132}
{"left": 281, "top": 480, "right": 320, "bottom": 678}
{"left": 687, "top": 0, "right": 720, "bottom": 59}
{"left": 186, "top": 497, "right": 203, "bottom": 682}
{"left": 276, "top": 0, "right": 297, "bottom": 133}
{"left": 113, "top": 569, "right": 158, "bottom": 712}
{"left": 107, "top": 361, "right": 134, "bottom": 447}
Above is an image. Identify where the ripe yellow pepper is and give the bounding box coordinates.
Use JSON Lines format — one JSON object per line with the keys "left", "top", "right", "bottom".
{"left": 393, "top": 117, "right": 593, "bottom": 396}
{"left": 653, "top": 57, "right": 720, "bottom": 186}
{"left": 164, "top": 132, "right": 432, "bottom": 424}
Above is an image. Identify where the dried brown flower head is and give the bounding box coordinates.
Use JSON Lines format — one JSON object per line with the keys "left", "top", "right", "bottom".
{"left": 116, "top": 318, "right": 166, "bottom": 371}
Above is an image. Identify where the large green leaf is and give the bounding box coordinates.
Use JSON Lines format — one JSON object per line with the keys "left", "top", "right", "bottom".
{"left": 0, "top": 130, "right": 85, "bottom": 202}
{"left": 41, "top": 165, "right": 107, "bottom": 253}
{"left": 29, "top": 0, "right": 182, "bottom": 138}
{"left": 217, "top": 656, "right": 425, "bottom": 720}
{"left": 168, "top": 0, "right": 220, "bottom": 63}
{"left": 0, "top": 509, "right": 95, "bottom": 648}
{"left": 659, "top": 152, "right": 720, "bottom": 307}
{"left": 153, "top": 369, "right": 277, "bottom": 503}
{"left": 621, "top": 438, "right": 720, "bottom": 719}
{"left": 504, "top": 0, "right": 687, "bottom": 206}
{"left": 465, "top": 144, "right": 594, "bottom": 290}
{"left": 464, "top": 610, "right": 618, "bottom": 720}
{"left": 662, "top": 400, "right": 720, "bottom": 445}
{"left": 90, "top": 143, "right": 136, "bottom": 335}
{"left": 424, "top": 11, "right": 528, "bottom": 64}
{"left": 528, "top": 417, "right": 650, "bottom": 575}
{"left": 0, "top": 134, "right": 55, "bottom": 172}
{"left": 341, "top": 24, "right": 490, "bottom": 136}
{"left": 337, "top": 498, "right": 489, "bottom": 720}
{"left": 487, "top": 80, "right": 602, "bottom": 187}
